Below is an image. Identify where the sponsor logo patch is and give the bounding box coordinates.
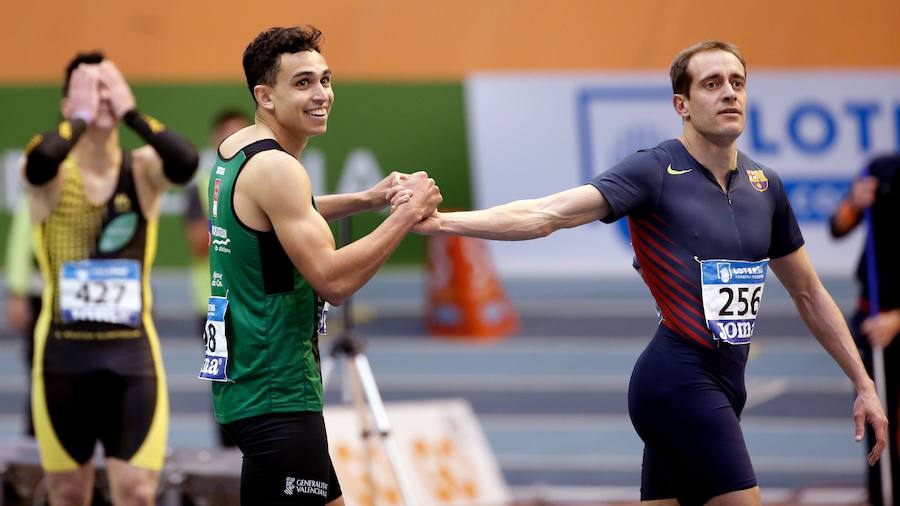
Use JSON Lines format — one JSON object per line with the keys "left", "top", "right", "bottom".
{"left": 747, "top": 169, "right": 768, "bottom": 192}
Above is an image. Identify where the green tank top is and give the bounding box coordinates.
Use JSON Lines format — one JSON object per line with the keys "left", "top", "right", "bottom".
{"left": 208, "top": 139, "right": 323, "bottom": 424}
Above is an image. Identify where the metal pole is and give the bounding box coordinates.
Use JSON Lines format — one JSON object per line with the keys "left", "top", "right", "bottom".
{"left": 330, "top": 216, "right": 417, "bottom": 505}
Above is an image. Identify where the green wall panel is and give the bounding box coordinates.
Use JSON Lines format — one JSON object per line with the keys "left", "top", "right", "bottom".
{"left": 0, "top": 82, "right": 470, "bottom": 267}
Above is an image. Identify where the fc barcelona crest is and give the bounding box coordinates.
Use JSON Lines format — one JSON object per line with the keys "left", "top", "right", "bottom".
{"left": 746, "top": 169, "right": 768, "bottom": 192}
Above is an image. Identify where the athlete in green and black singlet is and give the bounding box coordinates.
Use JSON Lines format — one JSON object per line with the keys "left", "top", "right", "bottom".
{"left": 204, "top": 139, "right": 324, "bottom": 423}
{"left": 202, "top": 137, "right": 342, "bottom": 505}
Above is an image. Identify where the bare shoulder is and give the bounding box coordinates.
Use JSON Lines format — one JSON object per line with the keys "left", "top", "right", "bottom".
{"left": 129, "top": 145, "right": 164, "bottom": 192}
{"left": 237, "top": 149, "right": 313, "bottom": 218}
{"left": 131, "top": 144, "right": 160, "bottom": 167}
{"left": 242, "top": 148, "right": 307, "bottom": 185}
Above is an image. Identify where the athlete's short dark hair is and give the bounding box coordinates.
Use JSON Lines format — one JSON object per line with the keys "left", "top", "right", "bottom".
{"left": 63, "top": 51, "right": 105, "bottom": 97}
{"left": 670, "top": 41, "right": 746, "bottom": 97}
{"left": 243, "top": 26, "right": 323, "bottom": 104}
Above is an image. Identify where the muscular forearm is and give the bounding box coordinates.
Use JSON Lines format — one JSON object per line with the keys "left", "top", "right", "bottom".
{"left": 792, "top": 281, "right": 874, "bottom": 391}
{"left": 315, "top": 191, "right": 377, "bottom": 222}
{"left": 123, "top": 110, "right": 198, "bottom": 185}
{"left": 426, "top": 186, "right": 607, "bottom": 240}
{"left": 436, "top": 200, "right": 563, "bottom": 240}
{"left": 317, "top": 210, "right": 416, "bottom": 304}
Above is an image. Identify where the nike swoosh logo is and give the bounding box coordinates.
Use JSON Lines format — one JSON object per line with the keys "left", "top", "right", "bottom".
{"left": 667, "top": 164, "right": 692, "bottom": 175}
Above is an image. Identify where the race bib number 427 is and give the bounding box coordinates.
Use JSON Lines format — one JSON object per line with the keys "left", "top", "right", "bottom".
{"left": 699, "top": 258, "right": 768, "bottom": 345}
{"left": 59, "top": 259, "right": 142, "bottom": 327}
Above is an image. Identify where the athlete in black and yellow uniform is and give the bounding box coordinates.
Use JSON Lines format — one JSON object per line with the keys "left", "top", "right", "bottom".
{"left": 22, "top": 52, "right": 197, "bottom": 505}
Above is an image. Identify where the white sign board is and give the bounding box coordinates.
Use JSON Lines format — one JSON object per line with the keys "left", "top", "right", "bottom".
{"left": 324, "top": 399, "right": 510, "bottom": 506}
{"left": 465, "top": 71, "right": 900, "bottom": 276}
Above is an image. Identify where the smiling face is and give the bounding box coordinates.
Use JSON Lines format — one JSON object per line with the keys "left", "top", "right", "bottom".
{"left": 257, "top": 50, "right": 334, "bottom": 139}
{"left": 674, "top": 49, "right": 747, "bottom": 145}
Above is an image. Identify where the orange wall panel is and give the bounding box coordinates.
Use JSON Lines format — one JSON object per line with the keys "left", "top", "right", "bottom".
{"left": 5, "top": 0, "right": 899, "bottom": 82}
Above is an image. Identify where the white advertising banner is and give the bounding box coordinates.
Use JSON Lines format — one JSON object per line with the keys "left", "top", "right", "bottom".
{"left": 324, "top": 399, "right": 510, "bottom": 506}
{"left": 465, "top": 71, "right": 900, "bottom": 276}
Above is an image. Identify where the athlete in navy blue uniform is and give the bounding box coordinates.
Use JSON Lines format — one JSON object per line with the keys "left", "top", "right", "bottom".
{"left": 408, "top": 40, "right": 888, "bottom": 505}
{"left": 594, "top": 139, "right": 800, "bottom": 504}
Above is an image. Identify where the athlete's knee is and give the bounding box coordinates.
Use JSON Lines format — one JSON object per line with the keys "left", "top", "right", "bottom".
{"left": 107, "top": 463, "right": 160, "bottom": 506}
{"left": 46, "top": 473, "right": 92, "bottom": 506}
{"left": 110, "top": 477, "right": 158, "bottom": 506}
{"left": 705, "top": 486, "right": 760, "bottom": 506}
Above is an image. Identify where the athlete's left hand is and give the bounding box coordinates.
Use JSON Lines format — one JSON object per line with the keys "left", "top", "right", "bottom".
{"left": 390, "top": 189, "right": 414, "bottom": 212}
{"left": 98, "top": 60, "right": 136, "bottom": 119}
{"left": 853, "top": 386, "right": 888, "bottom": 465}
{"left": 368, "top": 171, "right": 410, "bottom": 210}
{"left": 411, "top": 211, "right": 442, "bottom": 235}
{"left": 861, "top": 309, "right": 900, "bottom": 348}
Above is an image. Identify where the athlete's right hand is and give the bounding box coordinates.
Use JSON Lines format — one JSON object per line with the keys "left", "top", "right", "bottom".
{"left": 97, "top": 60, "right": 136, "bottom": 119}
{"left": 849, "top": 176, "right": 877, "bottom": 210}
{"left": 66, "top": 65, "right": 100, "bottom": 124}
{"left": 369, "top": 171, "right": 410, "bottom": 210}
{"left": 853, "top": 385, "right": 888, "bottom": 466}
{"left": 411, "top": 211, "right": 442, "bottom": 235}
{"left": 393, "top": 171, "right": 441, "bottom": 221}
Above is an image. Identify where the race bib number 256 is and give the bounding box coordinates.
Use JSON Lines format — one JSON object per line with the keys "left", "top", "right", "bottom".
{"left": 700, "top": 259, "right": 768, "bottom": 345}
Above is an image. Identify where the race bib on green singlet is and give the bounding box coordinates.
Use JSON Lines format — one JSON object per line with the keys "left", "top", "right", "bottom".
{"left": 699, "top": 258, "right": 768, "bottom": 345}
{"left": 198, "top": 296, "right": 230, "bottom": 382}
{"left": 59, "top": 259, "right": 142, "bottom": 327}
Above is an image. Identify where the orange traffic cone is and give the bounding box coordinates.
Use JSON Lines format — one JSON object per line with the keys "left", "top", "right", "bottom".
{"left": 425, "top": 236, "right": 519, "bottom": 340}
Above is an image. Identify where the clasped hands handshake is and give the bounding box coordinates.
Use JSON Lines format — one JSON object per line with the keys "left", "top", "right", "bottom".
{"left": 369, "top": 171, "right": 442, "bottom": 233}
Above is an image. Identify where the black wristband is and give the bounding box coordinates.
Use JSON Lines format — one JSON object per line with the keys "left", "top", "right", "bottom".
{"left": 123, "top": 109, "right": 199, "bottom": 185}
{"left": 122, "top": 109, "right": 141, "bottom": 127}
{"left": 24, "top": 119, "right": 88, "bottom": 186}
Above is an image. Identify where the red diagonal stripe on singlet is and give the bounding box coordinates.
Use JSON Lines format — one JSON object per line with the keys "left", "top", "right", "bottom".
{"left": 631, "top": 239, "right": 712, "bottom": 347}
{"left": 654, "top": 292, "right": 713, "bottom": 348}
{"left": 629, "top": 224, "right": 703, "bottom": 313}
{"left": 638, "top": 260, "right": 711, "bottom": 340}
{"left": 650, "top": 212, "right": 671, "bottom": 227}
{"left": 644, "top": 214, "right": 676, "bottom": 246}
{"left": 631, "top": 244, "right": 703, "bottom": 317}
{"left": 637, "top": 255, "right": 705, "bottom": 321}
{"left": 639, "top": 268, "right": 712, "bottom": 348}
{"left": 632, "top": 219, "right": 688, "bottom": 269}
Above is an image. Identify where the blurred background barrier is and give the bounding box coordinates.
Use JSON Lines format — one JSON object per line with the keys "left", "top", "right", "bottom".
{"left": 426, "top": 236, "right": 519, "bottom": 340}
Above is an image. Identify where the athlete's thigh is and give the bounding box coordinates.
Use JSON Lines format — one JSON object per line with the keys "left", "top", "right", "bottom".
{"left": 639, "top": 383, "right": 757, "bottom": 504}
{"left": 99, "top": 372, "right": 159, "bottom": 463}
{"left": 654, "top": 388, "right": 756, "bottom": 504}
{"left": 40, "top": 371, "right": 103, "bottom": 467}
{"left": 226, "top": 412, "right": 340, "bottom": 505}
{"left": 640, "top": 446, "right": 678, "bottom": 502}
